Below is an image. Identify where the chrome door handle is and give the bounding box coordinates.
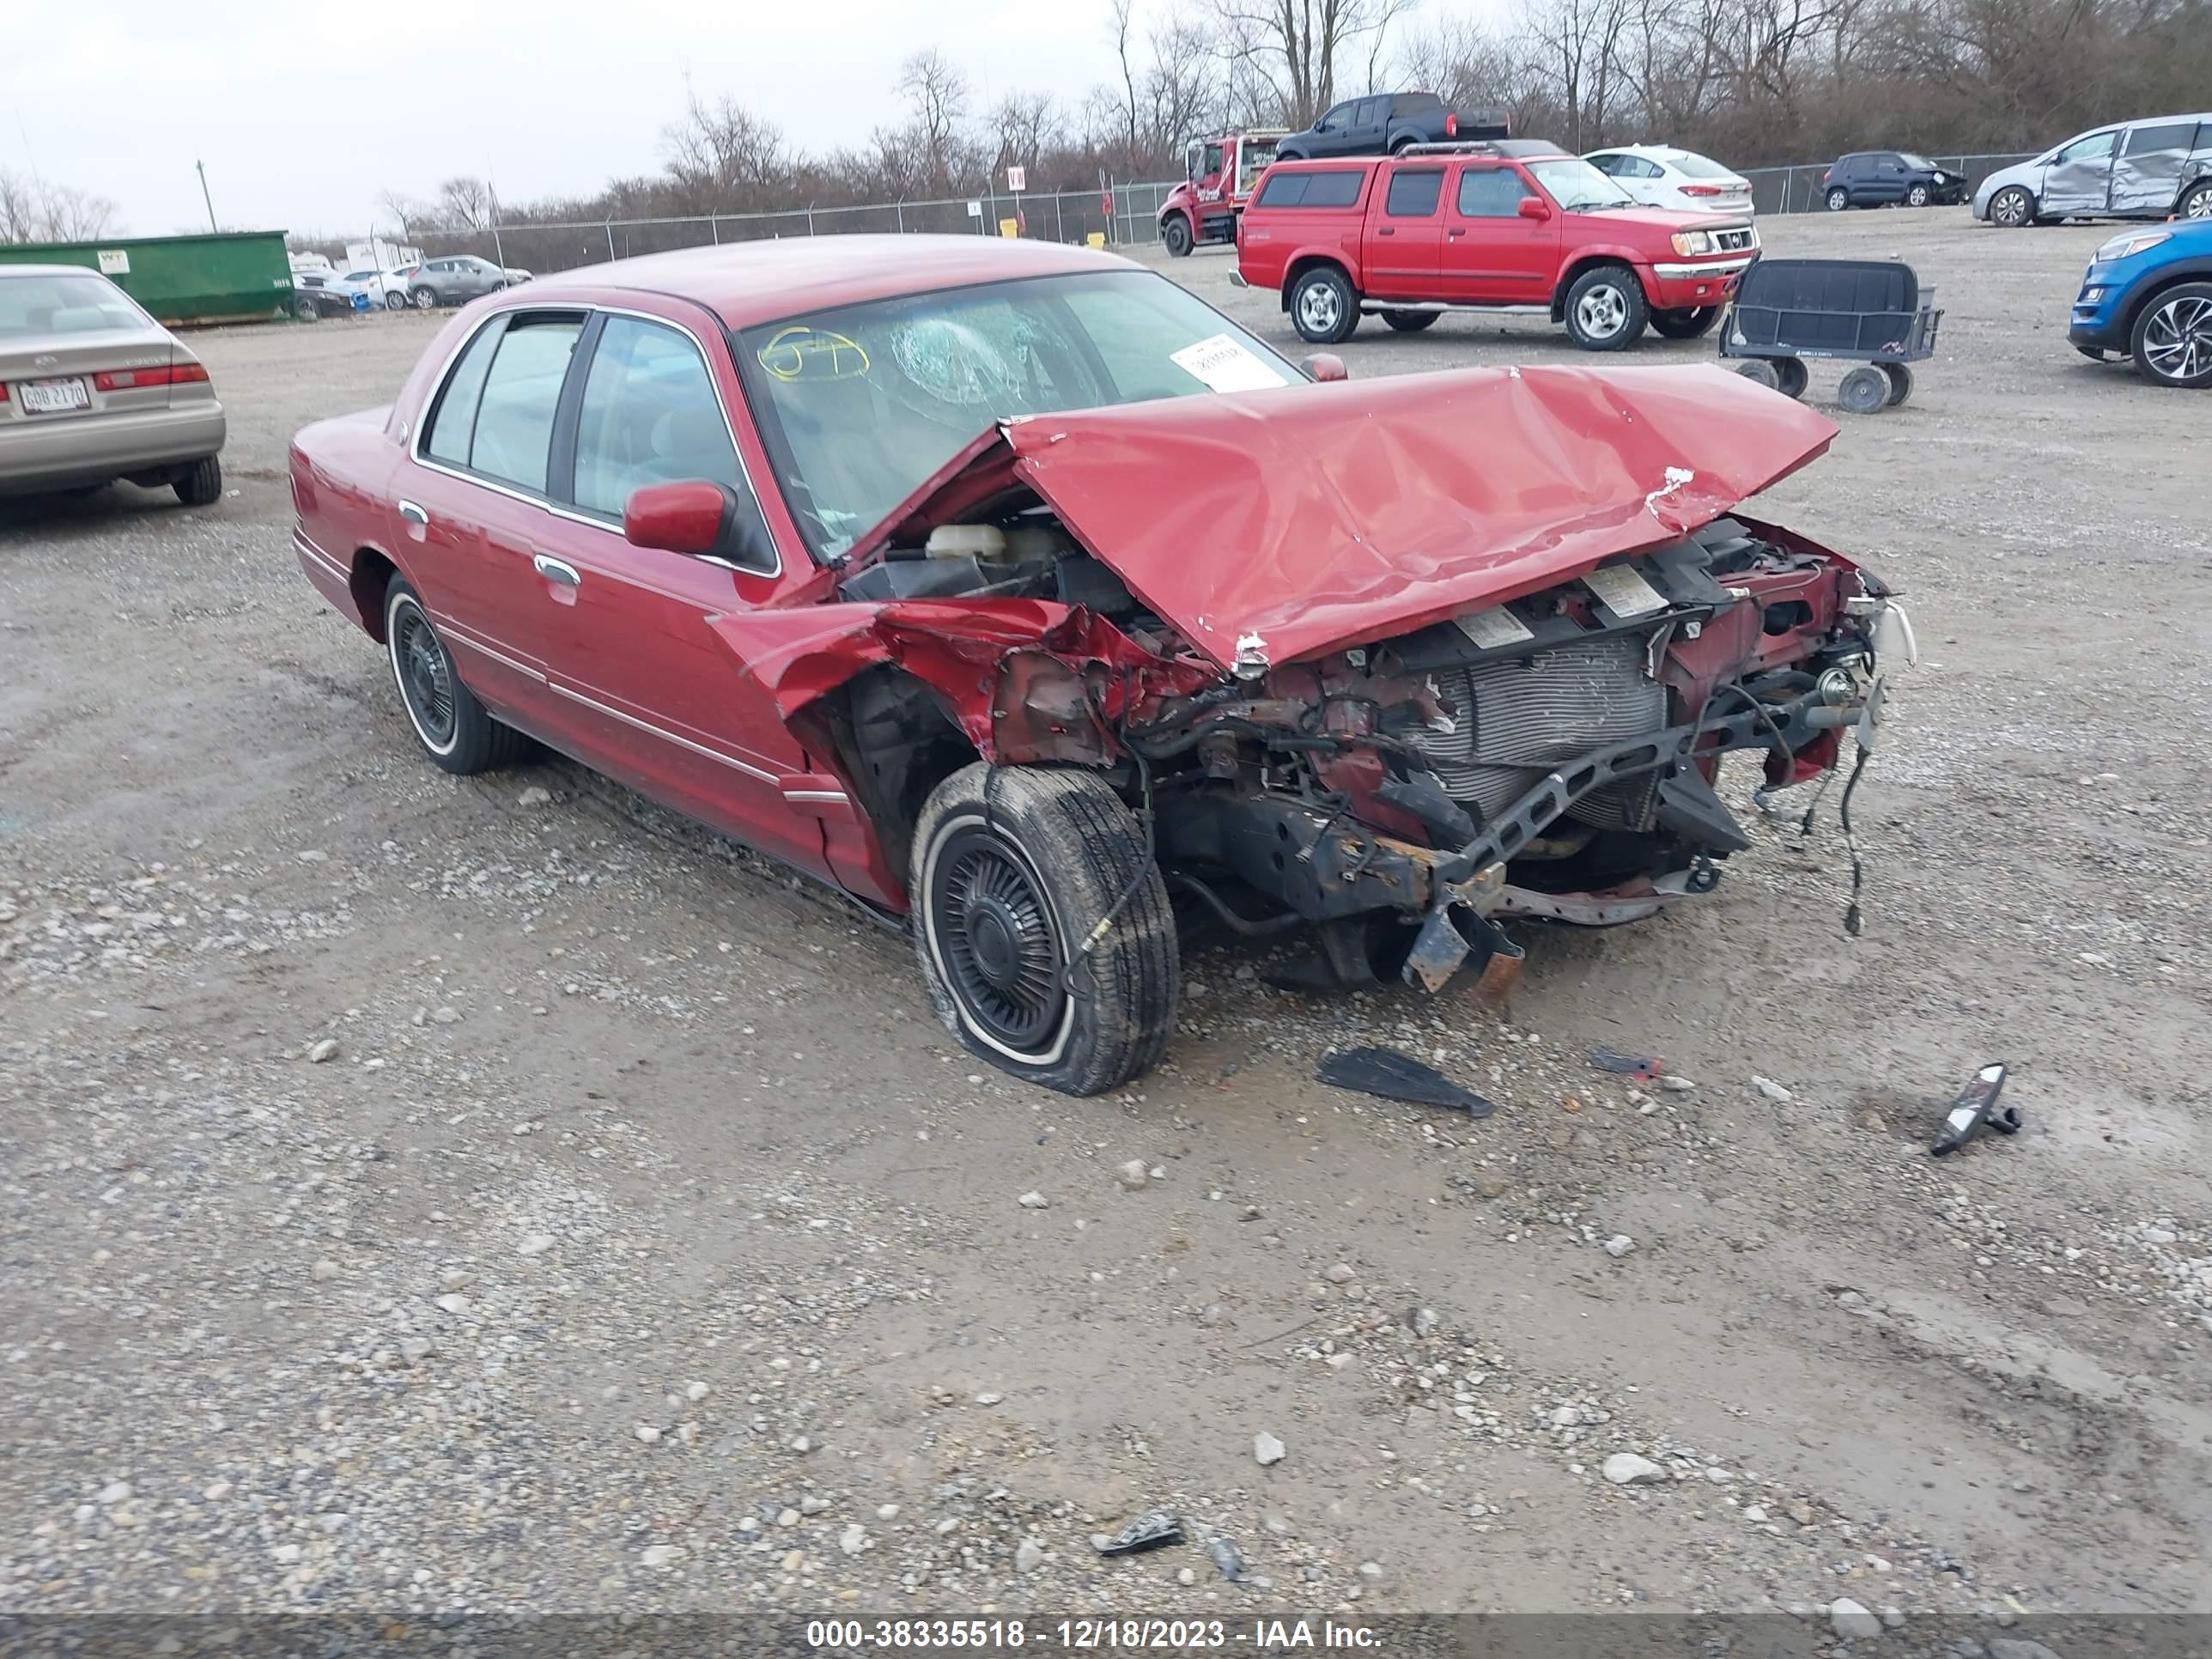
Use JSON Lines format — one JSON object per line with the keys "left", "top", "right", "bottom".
{"left": 533, "top": 555, "right": 580, "bottom": 587}
{"left": 398, "top": 500, "right": 429, "bottom": 526}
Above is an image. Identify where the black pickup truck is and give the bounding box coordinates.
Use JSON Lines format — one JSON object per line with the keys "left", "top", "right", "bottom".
{"left": 1274, "top": 93, "right": 1510, "bottom": 160}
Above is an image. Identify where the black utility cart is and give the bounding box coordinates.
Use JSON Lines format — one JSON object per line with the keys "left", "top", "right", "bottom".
{"left": 1718, "top": 258, "right": 1941, "bottom": 412}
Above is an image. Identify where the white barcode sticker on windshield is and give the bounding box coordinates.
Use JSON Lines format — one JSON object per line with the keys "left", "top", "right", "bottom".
{"left": 1583, "top": 562, "right": 1668, "bottom": 617}
{"left": 1454, "top": 606, "right": 1534, "bottom": 648}
{"left": 1170, "top": 332, "right": 1291, "bottom": 392}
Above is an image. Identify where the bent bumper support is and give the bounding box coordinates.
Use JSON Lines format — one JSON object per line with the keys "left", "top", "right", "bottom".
{"left": 1399, "top": 690, "right": 1842, "bottom": 992}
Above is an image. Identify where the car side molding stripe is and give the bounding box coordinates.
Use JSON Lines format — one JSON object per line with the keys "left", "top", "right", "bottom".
{"left": 544, "top": 680, "right": 781, "bottom": 783}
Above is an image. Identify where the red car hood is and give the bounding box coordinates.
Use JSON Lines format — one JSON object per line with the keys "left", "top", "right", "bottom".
{"left": 852, "top": 363, "right": 1837, "bottom": 672}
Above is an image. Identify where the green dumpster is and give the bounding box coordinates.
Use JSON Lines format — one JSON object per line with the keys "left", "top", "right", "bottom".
{"left": 0, "top": 230, "right": 293, "bottom": 326}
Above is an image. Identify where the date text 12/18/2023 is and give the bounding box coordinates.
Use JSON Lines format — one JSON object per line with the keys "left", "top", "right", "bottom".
{"left": 804, "top": 1618, "right": 1384, "bottom": 1649}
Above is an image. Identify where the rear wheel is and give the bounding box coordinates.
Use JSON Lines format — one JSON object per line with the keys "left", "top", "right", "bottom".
{"left": 1732, "top": 360, "right": 1781, "bottom": 390}
{"left": 173, "top": 455, "right": 222, "bottom": 507}
{"left": 1161, "top": 214, "right": 1193, "bottom": 258}
{"left": 410, "top": 285, "right": 439, "bottom": 310}
{"left": 1650, "top": 305, "right": 1720, "bottom": 339}
{"left": 1826, "top": 186, "right": 1850, "bottom": 211}
{"left": 2178, "top": 182, "right": 2212, "bottom": 222}
{"left": 384, "top": 579, "right": 529, "bottom": 775}
{"left": 2130, "top": 281, "right": 2212, "bottom": 388}
{"left": 1990, "top": 186, "right": 2035, "bottom": 228}
{"left": 912, "top": 763, "right": 1178, "bottom": 1096}
{"left": 293, "top": 295, "right": 319, "bottom": 322}
{"left": 1290, "top": 264, "right": 1358, "bottom": 344}
{"left": 383, "top": 290, "right": 407, "bottom": 311}
{"left": 1838, "top": 365, "right": 1891, "bottom": 413}
{"left": 1382, "top": 310, "right": 1439, "bottom": 332}
{"left": 1881, "top": 362, "right": 1914, "bottom": 405}
{"left": 1562, "top": 264, "right": 1648, "bottom": 350}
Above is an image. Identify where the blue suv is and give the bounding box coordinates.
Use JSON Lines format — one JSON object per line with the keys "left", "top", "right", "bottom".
{"left": 2069, "top": 220, "right": 2212, "bottom": 386}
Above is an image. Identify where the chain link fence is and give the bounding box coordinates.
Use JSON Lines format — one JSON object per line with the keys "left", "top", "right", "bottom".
{"left": 408, "top": 155, "right": 2034, "bottom": 276}
{"left": 1735, "top": 154, "right": 2032, "bottom": 215}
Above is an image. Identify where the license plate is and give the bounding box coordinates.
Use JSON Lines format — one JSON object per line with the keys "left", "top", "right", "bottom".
{"left": 19, "top": 377, "right": 90, "bottom": 414}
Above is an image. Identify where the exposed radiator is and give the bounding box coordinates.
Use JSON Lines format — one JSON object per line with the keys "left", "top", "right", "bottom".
{"left": 1408, "top": 636, "right": 1665, "bottom": 830}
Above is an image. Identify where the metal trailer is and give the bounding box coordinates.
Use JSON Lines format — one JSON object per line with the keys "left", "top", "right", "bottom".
{"left": 1718, "top": 258, "right": 1942, "bottom": 412}
{"left": 0, "top": 231, "right": 293, "bottom": 327}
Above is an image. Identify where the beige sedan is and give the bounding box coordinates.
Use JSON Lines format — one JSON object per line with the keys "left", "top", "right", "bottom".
{"left": 0, "top": 265, "right": 227, "bottom": 503}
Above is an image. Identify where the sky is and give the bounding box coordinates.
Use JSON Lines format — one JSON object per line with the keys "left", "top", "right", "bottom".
{"left": 6, "top": 0, "right": 1500, "bottom": 242}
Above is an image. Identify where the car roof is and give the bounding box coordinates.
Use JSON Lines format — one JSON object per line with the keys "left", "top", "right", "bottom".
{"left": 527, "top": 235, "right": 1140, "bottom": 331}
{"left": 0, "top": 264, "right": 122, "bottom": 280}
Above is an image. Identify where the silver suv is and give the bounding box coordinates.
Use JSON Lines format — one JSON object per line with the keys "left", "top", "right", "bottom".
{"left": 407, "top": 255, "right": 508, "bottom": 309}
{"left": 1975, "top": 114, "right": 2212, "bottom": 227}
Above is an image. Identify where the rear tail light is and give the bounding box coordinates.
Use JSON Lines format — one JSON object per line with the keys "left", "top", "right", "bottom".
{"left": 1445, "top": 113, "right": 1458, "bottom": 137}
{"left": 1680, "top": 184, "right": 1723, "bottom": 196}
{"left": 92, "top": 362, "right": 210, "bottom": 392}
{"left": 0, "top": 382, "right": 9, "bottom": 404}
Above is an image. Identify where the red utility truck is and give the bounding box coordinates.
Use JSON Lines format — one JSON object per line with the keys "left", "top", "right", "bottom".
{"left": 1234, "top": 142, "right": 1759, "bottom": 350}
{"left": 1158, "top": 129, "right": 1288, "bottom": 257}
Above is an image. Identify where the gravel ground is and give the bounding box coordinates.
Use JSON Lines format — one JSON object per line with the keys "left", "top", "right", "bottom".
{"left": 3, "top": 209, "right": 2209, "bottom": 1625}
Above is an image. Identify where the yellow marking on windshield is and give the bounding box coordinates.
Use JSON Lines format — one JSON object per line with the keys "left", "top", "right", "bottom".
{"left": 757, "top": 325, "right": 871, "bottom": 381}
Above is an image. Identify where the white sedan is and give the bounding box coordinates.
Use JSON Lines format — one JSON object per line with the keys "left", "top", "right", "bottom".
{"left": 1583, "top": 145, "right": 1756, "bottom": 216}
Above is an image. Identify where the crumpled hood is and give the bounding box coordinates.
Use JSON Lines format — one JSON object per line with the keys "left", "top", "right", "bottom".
{"left": 855, "top": 363, "right": 1838, "bottom": 672}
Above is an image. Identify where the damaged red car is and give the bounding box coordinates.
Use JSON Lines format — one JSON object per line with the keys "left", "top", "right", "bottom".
{"left": 290, "top": 236, "right": 1909, "bottom": 1095}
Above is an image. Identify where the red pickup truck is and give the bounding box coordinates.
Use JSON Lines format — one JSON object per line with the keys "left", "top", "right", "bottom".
{"left": 1235, "top": 143, "right": 1759, "bottom": 350}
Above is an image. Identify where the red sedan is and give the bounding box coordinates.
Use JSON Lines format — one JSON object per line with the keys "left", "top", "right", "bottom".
{"left": 291, "top": 235, "right": 1909, "bottom": 1094}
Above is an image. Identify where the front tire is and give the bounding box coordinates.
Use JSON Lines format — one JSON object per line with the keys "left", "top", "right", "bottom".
{"left": 383, "top": 290, "right": 407, "bottom": 311}
{"left": 1881, "top": 363, "right": 1914, "bottom": 405}
{"left": 1838, "top": 365, "right": 1891, "bottom": 414}
{"left": 173, "top": 454, "right": 222, "bottom": 507}
{"left": 1290, "top": 264, "right": 1358, "bottom": 344}
{"left": 384, "top": 579, "right": 528, "bottom": 775}
{"left": 1562, "top": 264, "right": 1648, "bottom": 350}
{"left": 912, "top": 763, "right": 1178, "bottom": 1096}
{"left": 1162, "top": 214, "right": 1193, "bottom": 258}
{"left": 293, "top": 295, "right": 319, "bottom": 322}
{"left": 1381, "top": 310, "right": 1438, "bottom": 332}
{"left": 1905, "top": 184, "right": 1930, "bottom": 208}
{"left": 1990, "top": 186, "right": 2034, "bottom": 228}
{"left": 1650, "top": 305, "right": 1720, "bottom": 339}
{"left": 1826, "top": 186, "right": 1850, "bottom": 211}
{"left": 2130, "top": 281, "right": 2212, "bottom": 388}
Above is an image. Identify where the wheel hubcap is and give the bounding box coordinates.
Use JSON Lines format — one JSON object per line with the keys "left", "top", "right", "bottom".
{"left": 933, "top": 829, "right": 1064, "bottom": 1051}
{"left": 394, "top": 608, "right": 456, "bottom": 744}
{"left": 1577, "top": 286, "right": 1626, "bottom": 337}
{"left": 1996, "top": 192, "right": 2026, "bottom": 224}
{"left": 1297, "top": 284, "right": 1340, "bottom": 332}
{"left": 2143, "top": 296, "right": 2212, "bottom": 380}
{"left": 2185, "top": 191, "right": 2212, "bottom": 221}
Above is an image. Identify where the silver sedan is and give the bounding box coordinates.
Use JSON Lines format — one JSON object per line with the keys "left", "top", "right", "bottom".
{"left": 0, "top": 265, "right": 227, "bottom": 503}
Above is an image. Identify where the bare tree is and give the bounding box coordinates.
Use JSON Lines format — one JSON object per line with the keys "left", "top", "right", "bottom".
{"left": 1107, "top": 0, "right": 1144, "bottom": 160}
{"left": 1223, "top": 0, "right": 1415, "bottom": 125}
{"left": 988, "top": 91, "right": 1059, "bottom": 176}
{"left": 0, "top": 173, "right": 119, "bottom": 243}
{"left": 662, "top": 93, "right": 787, "bottom": 208}
{"left": 437, "top": 176, "right": 494, "bottom": 232}
{"left": 896, "top": 50, "right": 976, "bottom": 190}
{"left": 0, "top": 171, "right": 36, "bottom": 243}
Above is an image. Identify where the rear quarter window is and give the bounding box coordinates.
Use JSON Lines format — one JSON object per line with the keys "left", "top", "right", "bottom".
{"left": 1253, "top": 170, "right": 1366, "bottom": 209}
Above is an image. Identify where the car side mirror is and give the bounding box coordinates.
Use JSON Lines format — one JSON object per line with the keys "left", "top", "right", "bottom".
{"left": 1304, "top": 353, "right": 1348, "bottom": 383}
{"left": 1518, "top": 196, "right": 1552, "bottom": 220}
{"left": 624, "top": 479, "right": 769, "bottom": 568}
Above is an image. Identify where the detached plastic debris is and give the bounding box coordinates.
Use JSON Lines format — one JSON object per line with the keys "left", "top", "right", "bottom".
{"left": 1208, "top": 1534, "right": 1246, "bottom": 1582}
{"left": 1095, "top": 1509, "right": 1185, "bottom": 1557}
{"left": 1930, "top": 1063, "right": 2021, "bottom": 1157}
{"left": 1316, "top": 1046, "right": 1495, "bottom": 1117}
{"left": 1590, "top": 1045, "right": 1662, "bottom": 1079}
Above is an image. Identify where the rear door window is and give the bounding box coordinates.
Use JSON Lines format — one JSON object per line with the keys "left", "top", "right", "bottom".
{"left": 1353, "top": 97, "right": 1388, "bottom": 129}
{"left": 2124, "top": 121, "right": 2197, "bottom": 156}
{"left": 422, "top": 319, "right": 504, "bottom": 466}
{"left": 1386, "top": 168, "right": 1444, "bottom": 216}
{"left": 457, "top": 313, "right": 584, "bottom": 493}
